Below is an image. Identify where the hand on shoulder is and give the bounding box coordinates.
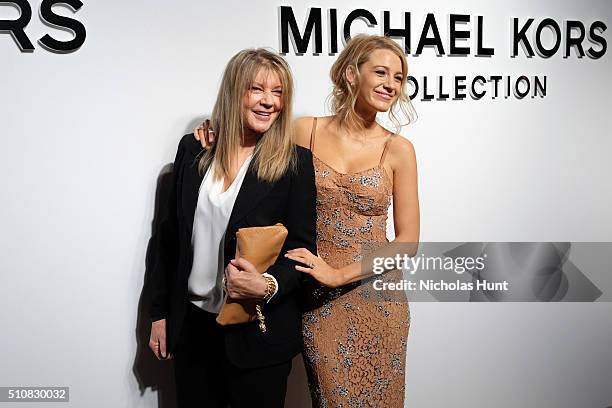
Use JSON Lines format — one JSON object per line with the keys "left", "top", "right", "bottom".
{"left": 192, "top": 119, "right": 214, "bottom": 149}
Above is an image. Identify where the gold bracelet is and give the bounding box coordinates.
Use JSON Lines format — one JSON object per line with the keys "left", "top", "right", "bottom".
{"left": 263, "top": 275, "right": 276, "bottom": 301}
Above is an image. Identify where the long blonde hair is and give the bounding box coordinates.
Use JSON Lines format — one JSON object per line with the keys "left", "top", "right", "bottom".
{"left": 198, "top": 48, "right": 296, "bottom": 182}
{"left": 330, "top": 34, "right": 417, "bottom": 132}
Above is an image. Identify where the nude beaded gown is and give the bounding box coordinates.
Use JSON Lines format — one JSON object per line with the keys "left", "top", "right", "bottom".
{"left": 302, "top": 118, "right": 411, "bottom": 408}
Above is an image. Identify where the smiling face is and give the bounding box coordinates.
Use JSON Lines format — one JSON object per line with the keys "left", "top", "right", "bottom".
{"left": 242, "top": 68, "right": 284, "bottom": 137}
{"left": 349, "top": 48, "right": 404, "bottom": 114}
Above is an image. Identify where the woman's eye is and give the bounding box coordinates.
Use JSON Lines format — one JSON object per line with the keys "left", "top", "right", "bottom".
{"left": 251, "top": 86, "right": 263, "bottom": 92}
{"left": 273, "top": 90, "right": 283, "bottom": 95}
{"left": 376, "top": 70, "right": 385, "bottom": 75}
{"left": 395, "top": 76, "right": 402, "bottom": 82}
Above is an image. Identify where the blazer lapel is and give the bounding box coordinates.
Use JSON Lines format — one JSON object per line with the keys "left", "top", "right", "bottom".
{"left": 227, "top": 163, "right": 273, "bottom": 231}
{"left": 182, "top": 144, "right": 274, "bottom": 239}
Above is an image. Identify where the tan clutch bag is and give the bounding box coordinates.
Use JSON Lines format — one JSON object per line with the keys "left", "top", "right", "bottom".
{"left": 216, "top": 223, "right": 288, "bottom": 326}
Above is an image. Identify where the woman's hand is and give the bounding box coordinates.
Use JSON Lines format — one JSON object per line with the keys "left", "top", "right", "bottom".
{"left": 285, "top": 248, "right": 345, "bottom": 288}
{"left": 149, "top": 319, "right": 173, "bottom": 360}
{"left": 193, "top": 119, "right": 215, "bottom": 149}
{"left": 225, "top": 258, "right": 268, "bottom": 299}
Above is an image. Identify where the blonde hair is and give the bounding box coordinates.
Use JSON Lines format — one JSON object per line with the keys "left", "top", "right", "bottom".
{"left": 198, "top": 48, "right": 296, "bottom": 182}
{"left": 330, "top": 34, "right": 417, "bottom": 132}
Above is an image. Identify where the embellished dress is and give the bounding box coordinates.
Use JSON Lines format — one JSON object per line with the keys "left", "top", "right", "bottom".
{"left": 302, "top": 118, "right": 411, "bottom": 407}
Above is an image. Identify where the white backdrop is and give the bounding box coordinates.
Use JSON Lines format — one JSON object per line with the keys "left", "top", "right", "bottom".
{"left": 1, "top": 0, "right": 611, "bottom": 407}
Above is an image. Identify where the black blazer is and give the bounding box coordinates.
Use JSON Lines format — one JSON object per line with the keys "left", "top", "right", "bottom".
{"left": 148, "top": 134, "right": 317, "bottom": 369}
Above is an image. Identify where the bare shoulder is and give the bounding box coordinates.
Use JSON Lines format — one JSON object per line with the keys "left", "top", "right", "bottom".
{"left": 293, "top": 116, "right": 316, "bottom": 149}
{"left": 387, "top": 134, "right": 417, "bottom": 169}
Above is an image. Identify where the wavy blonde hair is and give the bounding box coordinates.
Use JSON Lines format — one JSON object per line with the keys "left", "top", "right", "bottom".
{"left": 330, "top": 34, "right": 417, "bottom": 132}
{"left": 198, "top": 48, "right": 296, "bottom": 182}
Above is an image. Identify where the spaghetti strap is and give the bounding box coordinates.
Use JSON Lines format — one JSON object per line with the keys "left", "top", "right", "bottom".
{"left": 309, "top": 117, "right": 318, "bottom": 152}
{"left": 379, "top": 134, "right": 394, "bottom": 165}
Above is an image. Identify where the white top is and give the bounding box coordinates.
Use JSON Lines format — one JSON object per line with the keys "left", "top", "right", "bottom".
{"left": 188, "top": 155, "right": 253, "bottom": 313}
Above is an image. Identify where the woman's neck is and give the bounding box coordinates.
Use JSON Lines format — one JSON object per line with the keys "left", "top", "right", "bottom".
{"left": 241, "top": 129, "right": 260, "bottom": 149}
{"left": 334, "top": 108, "right": 380, "bottom": 138}
{"left": 353, "top": 103, "right": 378, "bottom": 129}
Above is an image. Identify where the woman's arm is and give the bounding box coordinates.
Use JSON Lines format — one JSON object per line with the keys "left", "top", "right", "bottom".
{"left": 224, "top": 147, "right": 317, "bottom": 302}
{"left": 148, "top": 136, "right": 188, "bottom": 360}
{"left": 264, "top": 147, "right": 317, "bottom": 303}
{"left": 148, "top": 137, "right": 185, "bottom": 321}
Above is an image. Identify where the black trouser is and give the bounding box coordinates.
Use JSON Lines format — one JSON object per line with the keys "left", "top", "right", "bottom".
{"left": 173, "top": 301, "right": 292, "bottom": 408}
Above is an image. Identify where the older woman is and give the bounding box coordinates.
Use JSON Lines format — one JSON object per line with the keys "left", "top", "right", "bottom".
{"left": 148, "top": 48, "right": 316, "bottom": 408}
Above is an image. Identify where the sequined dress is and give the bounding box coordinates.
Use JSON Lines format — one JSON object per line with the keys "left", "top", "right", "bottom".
{"left": 302, "top": 118, "right": 410, "bottom": 407}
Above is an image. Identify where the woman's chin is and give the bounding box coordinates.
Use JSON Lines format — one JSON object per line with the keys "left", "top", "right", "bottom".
{"left": 246, "top": 123, "right": 273, "bottom": 135}
{"left": 246, "top": 114, "right": 279, "bottom": 134}
{"left": 360, "top": 98, "right": 392, "bottom": 114}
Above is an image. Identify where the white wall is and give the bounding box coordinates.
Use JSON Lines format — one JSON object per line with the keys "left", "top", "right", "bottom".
{"left": 1, "top": 0, "right": 610, "bottom": 407}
